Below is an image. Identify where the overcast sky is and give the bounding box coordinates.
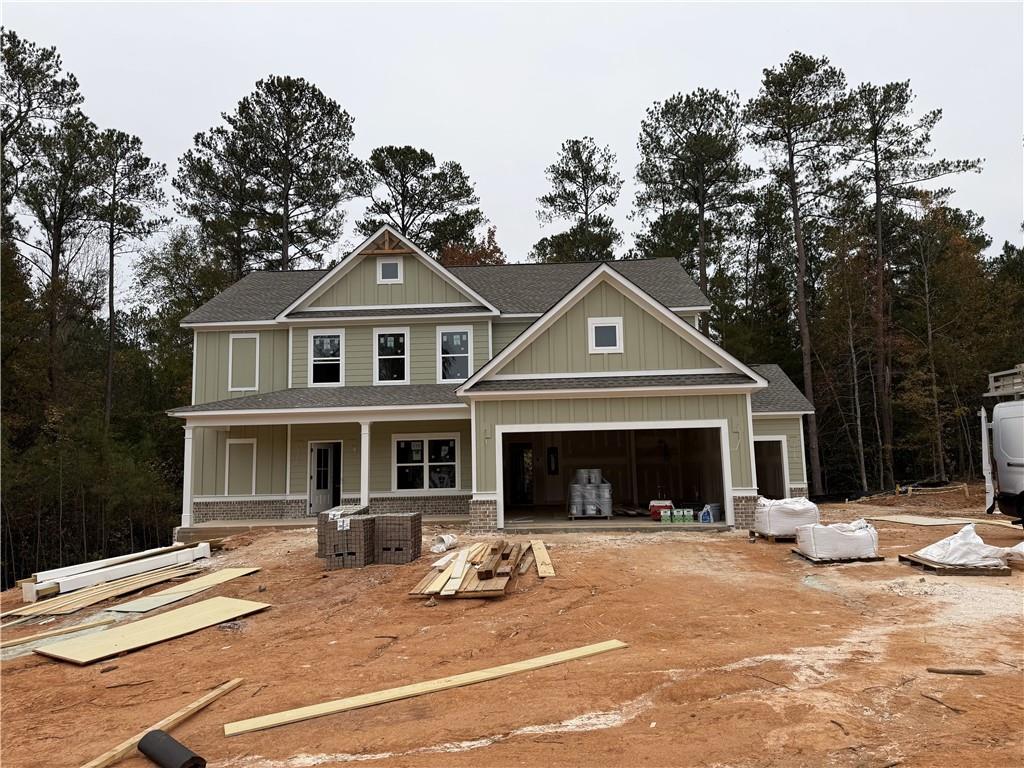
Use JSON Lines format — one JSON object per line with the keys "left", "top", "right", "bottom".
{"left": 7, "top": 1, "right": 1023, "bottom": 271}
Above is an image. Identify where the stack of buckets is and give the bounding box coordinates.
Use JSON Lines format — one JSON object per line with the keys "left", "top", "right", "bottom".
{"left": 568, "top": 469, "right": 613, "bottom": 518}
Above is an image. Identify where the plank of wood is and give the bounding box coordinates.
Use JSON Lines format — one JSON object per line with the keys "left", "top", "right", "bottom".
{"left": 51, "top": 543, "right": 211, "bottom": 595}
{"left": 32, "top": 543, "right": 193, "bottom": 585}
{"left": 223, "top": 640, "right": 627, "bottom": 736}
{"left": 500, "top": 543, "right": 514, "bottom": 560}
{"left": 422, "top": 562, "right": 456, "bottom": 595}
{"left": 36, "top": 597, "right": 269, "bottom": 665}
{"left": 107, "top": 567, "right": 260, "bottom": 613}
{"left": 530, "top": 540, "right": 555, "bottom": 577}
{"left": 79, "top": 678, "right": 243, "bottom": 768}
{"left": 409, "top": 568, "right": 440, "bottom": 596}
{"left": 496, "top": 544, "right": 522, "bottom": 577}
{"left": 468, "top": 543, "right": 489, "bottom": 564}
{"left": 0, "top": 618, "right": 117, "bottom": 649}
{"left": 430, "top": 551, "right": 457, "bottom": 569}
{"left": 517, "top": 545, "right": 535, "bottom": 575}
{"left": 440, "top": 549, "right": 472, "bottom": 597}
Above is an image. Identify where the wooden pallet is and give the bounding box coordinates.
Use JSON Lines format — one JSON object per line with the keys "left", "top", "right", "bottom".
{"left": 791, "top": 549, "right": 885, "bottom": 565}
{"left": 748, "top": 530, "right": 796, "bottom": 543}
{"left": 897, "top": 553, "right": 1011, "bottom": 577}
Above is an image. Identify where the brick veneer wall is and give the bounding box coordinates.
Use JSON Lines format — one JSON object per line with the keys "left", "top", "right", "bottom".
{"left": 788, "top": 486, "right": 809, "bottom": 498}
{"left": 192, "top": 497, "right": 309, "bottom": 524}
{"left": 731, "top": 495, "right": 759, "bottom": 530}
{"left": 468, "top": 499, "right": 498, "bottom": 533}
{"left": 368, "top": 495, "right": 470, "bottom": 518}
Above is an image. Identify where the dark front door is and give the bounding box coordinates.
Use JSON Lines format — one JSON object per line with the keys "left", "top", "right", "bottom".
{"left": 507, "top": 442, "right": 534, "bottom": 506}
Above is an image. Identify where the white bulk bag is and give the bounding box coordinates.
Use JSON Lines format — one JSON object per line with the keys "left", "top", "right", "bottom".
{"left": 796, "top": 519, "right": 878, "bottom": 560}
{"left": 914, "top": 524, "right": 1023, "bottom": 567}
{"left": 753, "top": 496, "right": 819, "bottom": 536}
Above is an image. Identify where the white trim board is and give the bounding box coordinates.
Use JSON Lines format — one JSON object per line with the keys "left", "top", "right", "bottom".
{"left": 175, "top": 405, "right": 471, "bottom": 428}
{"left": 489, "top": 367, "right": 729, "bottom": 381}
{"left": 492, "top": 419, "right": 735, "bottom": 529}
{"left": 458, "top": 264, "right": 767, "bottom": 394}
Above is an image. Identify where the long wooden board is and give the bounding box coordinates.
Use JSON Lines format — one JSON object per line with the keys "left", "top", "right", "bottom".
{"left": 108, "top": 567, "right": 260, "bottom": 613}
{"left": 79, "top": 678, "right": 243, "bottom": 768}
{"left": 530, "top": 540, "right": 555, "bottom": 577}
{"left": 1, "top": 618, "right": 117, "bottom": 649}
{"left": 49, "top": 543, "right": 211, "bottom": 595}
{"left": 36, "top": 597, "right": 270, "bottom": 665}
{"left": 30, "top": 543, "right": 192, "bottom": 586}
{"left": 223, "top": 639, "right": 627, "bottom": 736}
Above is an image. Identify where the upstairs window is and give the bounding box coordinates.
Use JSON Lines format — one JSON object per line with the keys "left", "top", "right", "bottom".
{"left": 437, "top": 326, "right": 472, "bottom": 382}
{"left": 374, "top": 327, "right": 409, "bottom": 384}
{"left": 393, "top": 435, "right": 459, "bottom": 491}
{"left": 588, "top": 316, "right": 623, "bottom": 354}
{"left": 228, "top": 333, "right": 259, "bottom": 391}
{"left": 309, "top": 329, "right": 344, "bottom": 386}
{"left": 377, "top": 256, "right": 403, "bottom": 284}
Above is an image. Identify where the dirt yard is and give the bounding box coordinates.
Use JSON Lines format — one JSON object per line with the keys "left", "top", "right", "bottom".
{"left": 2, "top": 497, "right": 1022, "bottom": 768}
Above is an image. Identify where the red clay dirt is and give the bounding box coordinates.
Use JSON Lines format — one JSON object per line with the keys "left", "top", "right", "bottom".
{"left": 1, "top": 499, "right": 1021, "bottom": 768}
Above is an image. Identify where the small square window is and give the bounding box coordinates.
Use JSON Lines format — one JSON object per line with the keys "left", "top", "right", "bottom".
{"left": 377, "top": 257, "right": 403, "bottom": 284}
{"left": 588, "top": 317, "right": 623, "bottom": 354}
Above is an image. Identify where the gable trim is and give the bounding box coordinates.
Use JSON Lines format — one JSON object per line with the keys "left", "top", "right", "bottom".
{"left": 457, "top": 264, "right": 766, "bottom": 394}
{"left": 489, "top": 367, "right": 730, "bottom": 381}
{"left": 276, "top": 225, "right": 500, "bottom": 318}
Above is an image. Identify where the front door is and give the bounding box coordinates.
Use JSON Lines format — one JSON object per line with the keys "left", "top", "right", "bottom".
{"left": 309, "top": 442, "right": 335, "bottom": 513}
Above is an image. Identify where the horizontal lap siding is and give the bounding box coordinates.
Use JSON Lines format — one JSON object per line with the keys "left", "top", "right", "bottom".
{"left": 474, "top": 395, "right": 752, "bottom": 492}
{"left": 753, "top": 416, "right": 806, "bottom": 484}
{"left": 500, "top": 282, "right": 718, "bottom": 376}
{"left": 289, "top": 423, "right": 361, "bottom": 497}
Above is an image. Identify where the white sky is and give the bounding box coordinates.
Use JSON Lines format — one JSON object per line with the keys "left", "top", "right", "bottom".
{"left": 7, "top": 1, "right": 1023, "bottom": 271}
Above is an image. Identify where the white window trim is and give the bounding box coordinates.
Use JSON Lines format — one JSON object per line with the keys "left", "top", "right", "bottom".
{"left": 753, "top": 435, "right": 792, "bottom": 494}
{"left": 436, "top": 325, "right": 473, "bottom": 383}
{"left": 224, "top": 438, "right": 257, "bottom": 496}
{"left": 588, "top": 316, "right": 623, "bottom": 354}
{"left": 373, "top": 326, "right": 410, "bottom": 385}
{"left": 227, "top": 332, "right": 260, "bottom": 392}
{"left": 377, "top": 256, "right": 403, "bottom": 285}
{"left": 308, "top": 328, "right": 346, "bottom": 388}
{"left": 391, "top": 433, "right": 460, "bottom": 493}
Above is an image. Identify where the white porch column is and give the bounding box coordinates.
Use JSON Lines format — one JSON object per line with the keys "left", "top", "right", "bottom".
{"left": 360, "top": 420, "right": 371, "bottom": 507}
{"left": 181, "top": 425, "right": 194, "bottom": 527}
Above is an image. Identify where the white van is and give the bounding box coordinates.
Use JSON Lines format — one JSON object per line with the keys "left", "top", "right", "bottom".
{"left": 984, "top": 399, "right": 1024, "bottom": 522}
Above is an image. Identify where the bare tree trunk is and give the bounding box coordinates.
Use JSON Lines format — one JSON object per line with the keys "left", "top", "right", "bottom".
{"left": 871, "top": 146, "right": 895, "bottom": 488}
{"left": 919, "top": 247, "right": 946, "bottom": 482}
{"left": 868, "top": 352, "right": 884, "bottom": 490}
{"left": 697, "top": 198, "right": 709, "bottom": 335}
{"left": 280, "top": 191, "right": 290, "bottom": 270}
{"left": 104, "top": 215, "right": 116, "bottom": 434}
{"left": 847, "top": 306, "right": 869, "bottom": 493}
{"left": 784, "top": 153, "right": 824, "bottom": 495}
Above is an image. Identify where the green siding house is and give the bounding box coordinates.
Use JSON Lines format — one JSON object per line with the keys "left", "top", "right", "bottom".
{"left": 170, "top": 226, "right": 812, "bottom": 531}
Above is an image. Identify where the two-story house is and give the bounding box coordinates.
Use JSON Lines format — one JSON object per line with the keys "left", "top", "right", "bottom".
{"left": 169, "top": 225, "right": 812, "bottom": 532}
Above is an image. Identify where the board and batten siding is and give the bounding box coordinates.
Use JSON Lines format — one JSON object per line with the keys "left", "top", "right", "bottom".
{"left": 289, "top": 423, "right": 361, "bottom": 498}
{"left": 191, "top": 425, "right": 289, "bottom": 496}
{"left": 497, "top": 282, "right": 719, "bottom": 376}
{"left": 194, "top": 330, "right": 289, "bottom": 405}
{"left": 473, "top": 394, "right": 753, "bottom": 493}
{"left": 307, "top": 252, "right": 476, "bottom": 308}
{"left": 291, "top": 321, "right": 490, "bottom": 388}
{"left": 752, "top": 415, "right": 806, "bottom": 485}
{"left": 491, "top": 320, "right": 534, "bottom": 355}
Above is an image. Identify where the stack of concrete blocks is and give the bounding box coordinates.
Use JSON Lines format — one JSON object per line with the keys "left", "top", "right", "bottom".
{"left": 317, "top": 505, "right": 375, "bottom": 570}
{"left": 374, "top": 512, "right": 422, "bottom": 565}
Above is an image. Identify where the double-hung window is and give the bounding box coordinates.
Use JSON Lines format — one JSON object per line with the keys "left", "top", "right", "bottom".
{"left": 393, "top": 435, "right": 458, "bottom": 491}
{"left": 374, "top": 327, "right": 409, "bottom": 384}
{"left": 437, "top": 326, "right": 472, "bottom": 382}
{"left": 587, "top": 316, "right": 624, "bottom": 354}
{"left": 309, "top": 329, "right": 344, "bottom": 386}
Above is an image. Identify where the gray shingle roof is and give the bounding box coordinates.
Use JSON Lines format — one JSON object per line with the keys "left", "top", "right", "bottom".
{"left": 182, "top": 270, "right": 327, "bottom": 325}
{"left": 169, "top": 384, "right": 463, "bottom": 414}
{"left": 449, "top": 258, "right": 709, "bottom": 314}
{"left": 750, "top": 364, "right": 814, "bottom": 413}
{"left": 181, "top": 257, "right": 709, "bottom": 324}
{"left": 466, "top": 373, "right": 754, "bottom": 392}
{"left": 287, "top": 305, "right": 493, "bottom": 320}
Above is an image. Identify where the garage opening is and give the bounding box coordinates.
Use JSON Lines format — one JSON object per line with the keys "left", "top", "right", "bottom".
{"left": 501, "top": 427, "right": 725, "bottom": 526}
{"left": 754, "top": 439, "right": 786, "bottom": 500}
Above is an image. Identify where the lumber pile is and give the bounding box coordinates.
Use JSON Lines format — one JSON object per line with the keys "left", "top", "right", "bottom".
{"left": 408, "top": 539, "right": 553, "bottom": 599}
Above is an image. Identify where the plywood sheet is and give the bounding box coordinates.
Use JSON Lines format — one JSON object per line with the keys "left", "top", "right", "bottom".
{"left": 36, "top": 597, "right": 269, "bottom": 665}
{"left": 108, "top": 567, "right": 260, "bottom": 613}
{"left": 865, "top": 514, "right": 1018, "bottom": 529}
{"left": 224, "top": 639, "right": 627, "bottom": 736}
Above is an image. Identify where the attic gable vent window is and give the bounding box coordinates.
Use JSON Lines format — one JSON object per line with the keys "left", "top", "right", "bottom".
{"left": 588, "top": 316, "right": 623, "bottom": 354}
{"left": 377, "top": 256, "right": 403, "bottom": 285}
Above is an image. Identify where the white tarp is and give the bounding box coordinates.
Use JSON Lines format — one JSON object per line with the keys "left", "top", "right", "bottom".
{"left": 754, "top": 496, "right": 820, "bottom": 536}
{"left": 914, "top": 524, "right": 1024, "bottom": 567}
{"left": 796, "top": 519, "right": 878, "bottom": 560}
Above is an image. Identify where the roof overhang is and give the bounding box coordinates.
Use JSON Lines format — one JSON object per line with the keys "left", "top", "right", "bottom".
{"left": 461, "top": 384, "right": 764, "bottom": 401}
{"left": 170, "top": 402, "right": 470, "bottom": 427}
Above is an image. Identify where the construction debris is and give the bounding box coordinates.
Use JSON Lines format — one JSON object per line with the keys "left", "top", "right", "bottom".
{"left": 108, "top": 568, "right": 261, "bottom": 613}
{"left": 79, "top": 678, "right": 242, "bottom": 768}
{"left": 530, "top": 540, "right": 555, "bottom": 577}
{"left": 36, "top": 597, "right": 269, "bottom": 665}
{"left": 222, "top": 640, "right": 627, "bottom": 736}
{"left": 408, "top": 540, "right": 547, "bottom": 599}
{"left": 136, "top": 729, "right": 206, "bottom": 768}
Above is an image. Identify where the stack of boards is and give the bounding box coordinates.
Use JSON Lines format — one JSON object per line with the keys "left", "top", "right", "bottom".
{"left": 408, "top": 539, "right": 555, "bottom": 600}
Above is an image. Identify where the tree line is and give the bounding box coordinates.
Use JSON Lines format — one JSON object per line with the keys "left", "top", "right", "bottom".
{"left": 2, "top": 29, "right": 1021, "bottom": 585}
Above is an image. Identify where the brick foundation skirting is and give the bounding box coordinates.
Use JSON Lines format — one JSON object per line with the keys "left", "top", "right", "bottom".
{"left": 192, "top": 497, "right": 309, "bottom": 524}
{"left": 368, "top": 495, "right": 470, "bottom": 518}
{"left": 788, "top": 486, "right": 809, "bottom": 498}
{"left": 731, "top": 495, "right": 759, "bottom": 530}
{"left": 468, "top": 499, "right": 498, "bottom": 533}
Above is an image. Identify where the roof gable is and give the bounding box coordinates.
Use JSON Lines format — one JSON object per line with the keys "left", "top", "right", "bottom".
{"left": 278, "top": 226, "right": 499, "bottom": 318}
{"left": 459, "top": 265, "right": 766, "bottom": 393}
